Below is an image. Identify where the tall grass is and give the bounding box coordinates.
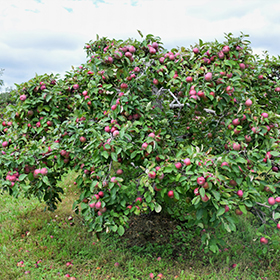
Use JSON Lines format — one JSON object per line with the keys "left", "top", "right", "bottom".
{"left": 0, "top": 170, "right": 279, "bottom": 279}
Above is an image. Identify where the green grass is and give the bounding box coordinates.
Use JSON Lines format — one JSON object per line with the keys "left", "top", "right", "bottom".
{"left": 0, "top": 170, "right": 279, "bottom": 280}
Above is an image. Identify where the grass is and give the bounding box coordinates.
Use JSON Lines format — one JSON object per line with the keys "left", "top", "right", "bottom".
{"left": 0, "top": 170, "right": 280, "bottom": 280}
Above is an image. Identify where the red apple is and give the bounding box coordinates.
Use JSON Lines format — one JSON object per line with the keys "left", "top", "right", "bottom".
{"left": 204, "top": 72, "right": 212, "bottom": 81}
{"left": 167, "top": 190, "right": 174, "bottom": 198}
{"left": 175, "top": 162, "right": 182, "bottom": 169}
{"left": 232, "top": 118, "right": 240, "bottom": 126}
{"left": 245, "top": 135, "right": 251, "bottom": 142}
{"left": 260, "top": 237, "right": 268, "bottom": 244}
{"left": 237, "top": 190, "right": 243, "bottom": 197}
{"left": 40, "top": 168, "right": 48, "bottom": 176}
{"left": 184, "top": 158, "right": 191, "bottom": 166}
{"left": 201, "top": 194, "right": 209, "bottom": 202}
{"left": 197, "top": 177, "right": 205, "bottom": 185}
{"left": 233, "top": 143, "right": 241, "bottom": 151}
{"left": 193, "top": 47, "right": 199, "bottom": 54}
{"left": 235, "top": 209, "right": 243, "bottom": 215}
{"left": 245, "top": 99, "right": 252, "bottom": 107}
{"left": 148, "top": 171, "right": 156, "bottom": 179}
{"left": 268, "top": 197, "right": 275, "bottom": 205}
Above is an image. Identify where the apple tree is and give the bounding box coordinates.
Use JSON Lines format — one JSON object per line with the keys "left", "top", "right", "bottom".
{"left": 1, "top": 32, "right": 280, "bottom": 253}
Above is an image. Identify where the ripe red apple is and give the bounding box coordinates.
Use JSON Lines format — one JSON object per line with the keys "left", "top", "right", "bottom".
{"left": 167, "top": 190, "right": 174, "bottom": 198}
{"left": 201, "top": 194, "right": 209, "bottom": 202}
{"left": 260, "top": 237, "right": 268, "bottom": 244}
{"left": 95, "top": 201, "right": 101, "bottom": 209}
{"left": 193, "top": 47, "right": 199, "bottom": 54}
{"left": 34, "top": 169, "right": 41, "bottom": 178}
{"left": 221, "top": 162, "right": 229, "bottom": 167}
{"left": 142, "top": 142, "right": 148, "bottom": 149}
{"left": 153, "top": 78, "right": 159, "bottom": 85}
{"left": 40, "top": 168, "right": 48, "bottom": 176}
{"left": 245, "top": 99, "right": 252, "bottom": 107}
{"left": 261, "top": 112, "right": 268, "bottom": 118}
{"left": 2, "top": 141, "right": 8, "bottom": 148}
{"left": 237, "top": 190, "right": 243, "bottom": 197}
{"left": 120, "top": 83, "right": 128, "bottom": 89}
{"left": 239, "top": 63, "right": 245, "bottom": 70}
{"left": 149, "top": 47, "right": 156, "bottom": 54}
{"left": 197, "top": 177, "right": 205, "bottom": 185}
{"left": 80, "top": 136, "right": 86, "bottom": 143}
{"left": 204, "top": 72, "right": 212, "bottom": 81}
{"left": 89, "top": 202, "right": 96, "bottom": 208}
{"left": 245, "top": 135, "right": 251, "bottom": 142}
{"left": 111, "top": 177, "right": 117, "bottom": 183}
{"left": 98, "top": 191, "right": 104, "bottom": 198}
{"left": 268, "top": 197, "right": 275, "bottom": 205}
{"left": 233, "top": 143, "right": 241, "bottom": 151}
{"left": 20, "top": 95, "right": 27, "bottom": 101}
{"left": 116, "top": 169, "right": 123, "bottom": 175}
{"left": 184, "top": 158, "right": 191, "bottom": 166}
{"left": 277, "top": 223, "right": 280, "bottom": 229}
{"left": 186, "top": 76, "right": 193, "bottom": 83}
{"left": 222, "top": 45, "right": 230, "bottom": 53}
{"left": 232, "top": 118, "right": 240, "bottom": 126}
{"left": 275, "top": 197, "right": 280, "bottom": 203}
{"left": 111, "top": 104, "right": 117, "bottom": 111}
{"left": 136, "top": 197, "right": 142, "bottom": 203}
{"left": 225, "top": 205, "right": 230, "bottom": 212}
{"left": 148, "top": 171, "right": 156, "bottom": 179}
{"left": 235, "top": 209, "right": 243, "bottom": 215}
{"left": 175, "top": 162, "right": 182, "bottom": 169}
{"left": 154, "top": 185, "right": 161, "bottom": 191}
{"left": 113, "top": 130, "right": 119, "bottom": 137}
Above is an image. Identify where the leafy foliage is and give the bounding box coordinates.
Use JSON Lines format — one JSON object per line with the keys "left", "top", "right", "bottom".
{"left": 1, "top": 32, "right": 280, "bottom": 252}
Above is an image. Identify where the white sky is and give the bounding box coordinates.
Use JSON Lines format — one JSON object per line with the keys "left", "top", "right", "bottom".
{"left": 1, "top": 0, "right": 280, "bottom": 92}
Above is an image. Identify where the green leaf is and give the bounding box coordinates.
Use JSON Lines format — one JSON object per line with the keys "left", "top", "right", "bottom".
{"left": 111, "top": 152, "right": 118, "bottom": 162}
{"left": 239, "top": 204, "right": 247, "bottom": 215}
{"left": 210, "top": 244, "right": 218, "bottom": 253}
{"left": 90, "top": 180, "right": 98, "bottom": 192}
{"left": 199, "top": 188, "right": 205, "bottom": 198}
{"left": 211, "top": 190, "right": 220, "bottom": 201}
{"left": 18, "top": 174, "right": 28, "bottom": 182}
{"left": 273, "top": 212, "right": 280, "bottom": 220}
{"left": 137, "top": 30, "right": 143, "bottom": 38}
{"left": 270, "top": 151, "right": 280, "bottom": 157}
{"left": 101, "top": 151, "right": 109, "bottom": 159}
{"left": 196, "top": 209, "right": 204, "bottom": 220}
{"left": 131, "top": 151, "right": 138, "bottom": 159}
{"left": 155, "top": 203, "right": 162, "bottom": 213}
{"left": 147, "top": 145, "right": 152, "bottom": 154}
{"left": 118, "top": 225, "right": 125, "bottom": 236}
{"left": 164, "top": 165, "right": 174, "bottom": 173}
{"left": 192, "top": 196, "right": 200, "bottom": 205}
{"left": 42, "top": 176, "right": 51, "bottom": 186}
{"left": 217, "top": 207, "right": 225, "bottom": 217}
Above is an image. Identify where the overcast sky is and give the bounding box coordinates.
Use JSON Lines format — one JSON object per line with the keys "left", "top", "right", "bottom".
{"left": 1, "top": 0, "right": 280, "bottom": 92}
